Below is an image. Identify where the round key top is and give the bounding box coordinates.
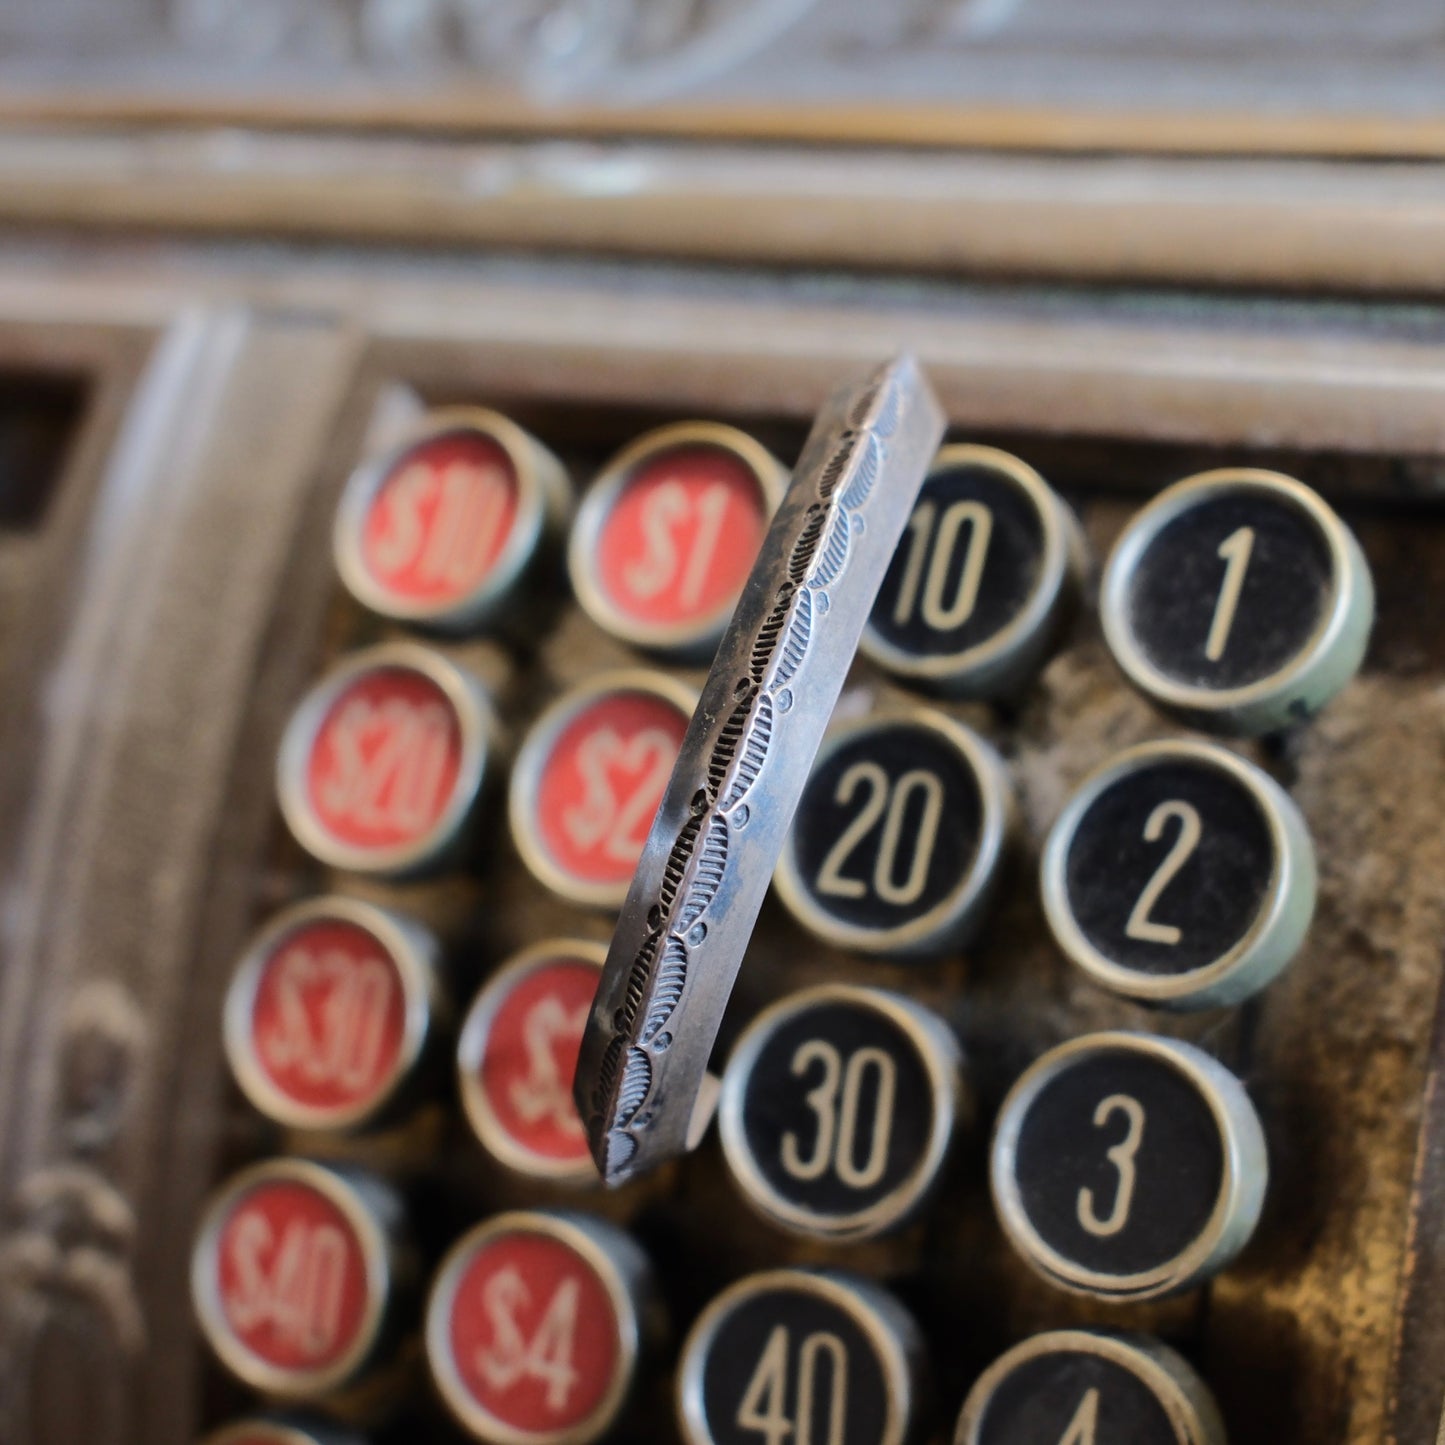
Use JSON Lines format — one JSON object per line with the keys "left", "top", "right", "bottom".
{"left": 1101, "top": 469, "right": 1373, "bottom": 735}
{"left": 862, "top": 445, "right": 1085, "bottom": 698}
{"left": 991, "top": 1031, "right": 1267, "bottom": 1300}
{"left": 678, "top": 1268, "right": 925, "bottom": 1445}
{"left": 192, "top": 1160, "right": 407, "bottom": 1399}
{"left": 774, "top": 709, "right": 1013, "bottom": 957}
{"left": 201, "top": 1418, "right": 368, "bottom": 1445}
{"left": 224, "top": 897, "right": 444, "bottom": 1132}
{"left": 458, "top": 940, "right": 605, "bottom": 1184}
{"left": 1041, "top": 740, "right": 1316, "bottom": 1010}
{"left": 335, "top": 407, "right": 570, "bottom": 632}
{"left": 954, "top": 1330, "right": 1227, "bottom": 1445}
{"left": 509, "top": 670, "right": 697, "bottom": 909}
{"left": 718, "top": 984, "right": 964, "bottom": 1240}
{"left": 426, "top": 1209, "right": 656, "bottom": 1444}
{"left": 277, "top": 642, "right": 495, "bottom": 876}
{"left": 569, "top": 422, "right": 785, "bottom": 659}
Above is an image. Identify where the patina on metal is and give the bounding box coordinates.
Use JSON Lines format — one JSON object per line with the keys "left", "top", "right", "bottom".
{"left": 573, "top": 354, "right": 946, "bottom": 1185}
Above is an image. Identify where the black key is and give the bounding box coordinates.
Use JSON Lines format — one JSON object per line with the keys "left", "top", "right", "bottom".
{"left": 775, "top": 709, "right": 1013, "bottom": 958}
{"left": 953, "top": 1329, "right": 1227, "bottom": 1445}
{"left": 334, "top": 407, "right": 570, "bottom": 633}
{"left": 863, "top": 445, "right": 1085, "bottom": 698}
{"left": 1102, "top": 468, "right": 1373, "bottom": 735}
{"left": 990, "top": 1032, "right": 1267, "bottom": 1300}
{"left": 718, "top": 984, "right": 965, "bottom": 1240}
{"left": 1041, "top": 739, "right": 1316, "bottom": 1009}
{"left": 678, "top": 1268, "right": 925, "bottom": 1445}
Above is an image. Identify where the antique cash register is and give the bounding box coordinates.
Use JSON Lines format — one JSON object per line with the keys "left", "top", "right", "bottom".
{"left": 2, "top": 5, "right": 1445, "bottom": 1444}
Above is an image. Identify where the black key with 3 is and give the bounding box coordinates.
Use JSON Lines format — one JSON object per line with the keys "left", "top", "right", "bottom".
{"left": 991, "top": 1032, "right": 1267, "bottom": 1300}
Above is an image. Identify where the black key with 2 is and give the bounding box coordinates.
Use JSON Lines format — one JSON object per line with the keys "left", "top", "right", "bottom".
{"left": 1041, "top": 739, "right": 1316, "bottom": 1009}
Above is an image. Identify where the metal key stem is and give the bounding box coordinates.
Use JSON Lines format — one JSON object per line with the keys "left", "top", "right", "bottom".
{"left": 574, "top": 355, "right": 946, "bottom": 1185}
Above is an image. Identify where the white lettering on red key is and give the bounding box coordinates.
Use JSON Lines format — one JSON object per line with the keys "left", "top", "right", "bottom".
{"left": 362, "top": 433, "right": 519, "bottom": 605}
{"left": 217, "top": 1181, "right": 369, "bottom": 1373}
{"left": 448, "top": 1231, "right": 619, "bottom": 1435}
{"left": 479, "top": 960, "right": 599, "bottom": 1164}
{"left": 597, "top": 447, "right": 767, "bottom": 628}
{"left": 251, "top": 920, "right": 406, "bottom": 1117}
{"left": 306, "top": 667, "right": 462, "bottom": 852}
{"left": 536, "top": 692, "right": 688, "bottom": 886}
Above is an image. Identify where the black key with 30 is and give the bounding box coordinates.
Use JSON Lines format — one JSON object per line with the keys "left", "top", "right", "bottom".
{"left": 718, "top": 984, "right": 965, "bottom": 1240}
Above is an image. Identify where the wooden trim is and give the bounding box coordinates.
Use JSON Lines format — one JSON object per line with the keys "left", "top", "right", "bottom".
{"left": 3, "top": 130, "right": 1445, "bottom": 294}
{"left": 1, "top": 244, "right": 1444, "bottom": 464}
{"left": 7, "top": 90, "right": 1445, "bottom": 161}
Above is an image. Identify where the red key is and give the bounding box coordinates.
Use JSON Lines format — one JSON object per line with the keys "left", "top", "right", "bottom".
{"left": 509, "top": 671, "right": 696, "bottom": 908}
{"left": 277, "top": 642, "right": 494, "bottom": 876}
{"left": 335, "top": 408, "right": 570, "bottom": 632}
{"left": 224, "top": 897, "right": 442, "bottom": 1132}
{"left": 570, "top": 423, "right": 783, "bottom": 658}
{"left": 426, "top": 1211, "right": 654, "bottom": 1444}
{"left": 457, "top": 941, "right": 605, "bottom": 1183}
{"left": 192, "top": 1160, "right": 402, "bottom": 1399}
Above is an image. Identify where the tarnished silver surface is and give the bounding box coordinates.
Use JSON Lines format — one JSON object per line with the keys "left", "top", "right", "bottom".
{"left": 573, "top": 355, "right": 946, "bottom": 1185}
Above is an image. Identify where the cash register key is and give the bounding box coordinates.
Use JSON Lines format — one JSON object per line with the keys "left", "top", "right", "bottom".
{"left": 568, "top": 421, "right": 786, "bottom": 660}
{"left": 990, "top": 1031, "right": 1268, "bottom": 1301}
{"left": 200, "top": 1418, "right": 369, "bottom": 1445}
{"left": 334, "top": 406, "right": 571, "bottom": 633}
{"left": 1041, "top": 739, "right": 1316, "bottom": 1010}
{"left": 191, "top": 1160, "right": 409, "bottom": 1400}
{"left": 508, "top": 669, "right": 697, "bottom": 909}
{"left": 861, "top": 445, "right": 1086, "bottom": 699}
{"left": 953, "top": 1329, "right": 1227, "bottom": 1445}
{"left": 677, "top": 1268, "right": 925, "bottom": 1445}
{"left": 774, "top": 708, "right": 1014, "bottom": 958}
{"left": 718, "top": 983, "right": 965, "bottom": 1240}
{"left": 1101, "top": 468, "right": 1374, "bottom": 735}
{"left": 223, "top": 896, "right": 445, "bottom": 1133}
{"left": 276, "top": 641, "right": 496, "bottom": 877}
{"left": 457, "top": 940, "right": 606, "bottom": 1185}
{"left": 425, "top": 1209, "right": 657, "bottom": 1445}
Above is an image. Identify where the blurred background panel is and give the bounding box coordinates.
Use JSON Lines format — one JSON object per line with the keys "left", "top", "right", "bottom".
{"left": 1, "top": 0, "right": 1445, "bottom": 149}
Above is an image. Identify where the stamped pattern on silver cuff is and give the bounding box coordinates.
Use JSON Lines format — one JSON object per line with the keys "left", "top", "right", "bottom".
{"left": 574, "top": 356, "right": 946, "bottom": 1185}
